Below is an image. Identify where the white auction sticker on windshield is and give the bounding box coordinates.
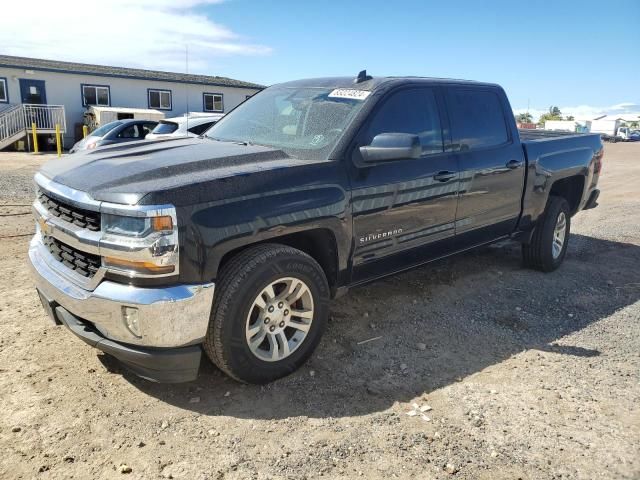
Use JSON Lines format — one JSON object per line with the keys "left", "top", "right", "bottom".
{"left": 328, "top": 89, "right": 371, "bottom": 100}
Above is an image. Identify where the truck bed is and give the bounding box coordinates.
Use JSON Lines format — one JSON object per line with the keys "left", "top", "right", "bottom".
{"left": 518, "top": 129, "right": 602, "bottom": 234}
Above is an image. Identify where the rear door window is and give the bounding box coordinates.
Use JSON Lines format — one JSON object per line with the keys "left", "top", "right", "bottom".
{"left": 446, "top": 89, "right": 509, "bottom": 150}
{"left": 141, "top": 122, "right": 156, "bottom": 136}
{"left": 365, "top": 88, "right": 443, "bottom": 155}
{"left": 151, "top": 122, "right": 179, "bottom": 135}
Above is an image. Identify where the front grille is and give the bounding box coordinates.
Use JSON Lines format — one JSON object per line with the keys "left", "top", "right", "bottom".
{"left": 38, "top": 190, "right": 101, "bottom": 231}
{"left": 43, "top": 236, "right": 101, "bottom": 278}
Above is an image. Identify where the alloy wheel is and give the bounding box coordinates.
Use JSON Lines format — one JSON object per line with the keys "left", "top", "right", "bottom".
{"left": 245, "top": 277, "right": 314, "bottom": 362}
{"left": 552, "top": 211, "right": 567, "bottom": 259}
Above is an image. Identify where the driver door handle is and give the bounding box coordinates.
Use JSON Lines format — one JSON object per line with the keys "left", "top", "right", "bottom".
{"left": 434, "top": 171, "right": 456, "bottom": 182}
{"left": 506, "top": 160, "right": 522, "bottom": 169}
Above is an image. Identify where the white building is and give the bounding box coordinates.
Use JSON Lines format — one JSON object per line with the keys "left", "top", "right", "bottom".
{"left": 0, "top": 55, "right": 263, "bottom": 149}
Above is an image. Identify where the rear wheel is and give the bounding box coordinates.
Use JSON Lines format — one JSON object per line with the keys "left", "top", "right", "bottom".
{"left": 522, "top": 196, "right": 571, "bottom": 272}
{"left": 204, "top": 244, "right": 329, "bottom": 384}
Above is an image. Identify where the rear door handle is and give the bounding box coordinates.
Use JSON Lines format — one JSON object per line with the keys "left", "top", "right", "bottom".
{"left": 506, "top": 160, "right": 522, "bottom": 169}
{"left": 433, "top": 171, "right": 456, "bottom": 182}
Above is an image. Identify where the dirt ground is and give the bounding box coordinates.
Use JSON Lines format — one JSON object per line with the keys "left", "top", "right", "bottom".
{"left": 0, "top": 145, "right": 638, "bottom": 480}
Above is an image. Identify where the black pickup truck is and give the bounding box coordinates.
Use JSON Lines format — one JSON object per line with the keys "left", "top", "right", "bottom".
{"left": 30, "top": 72, "right": 603, "bottom": 383}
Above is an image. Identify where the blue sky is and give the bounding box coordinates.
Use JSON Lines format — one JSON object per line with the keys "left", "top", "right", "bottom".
{"left": 3, "top": 0, "right": 639, "bottom": 118}
{"left": 216, "top": 0, "right": 640, "bottom": 118}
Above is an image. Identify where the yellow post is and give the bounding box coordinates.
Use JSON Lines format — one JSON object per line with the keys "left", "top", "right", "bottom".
{"left": 82, "top": 125, "right": 89, "bottom": 138}
{"left": 31, "top": 122, "right": 39, "bottom": 154}
{"left": 55, "top": 124, "right": 62, "bottom": 157}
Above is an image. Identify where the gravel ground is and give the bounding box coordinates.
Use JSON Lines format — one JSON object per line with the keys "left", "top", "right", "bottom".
{"left": 0, "top": 145, "right": 638, "bottom": 479}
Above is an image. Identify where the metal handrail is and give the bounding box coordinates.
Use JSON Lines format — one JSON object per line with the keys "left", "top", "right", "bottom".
{"left": 22, "top": 104, "right": 67, "bottom": 133}
{"left": 0, "top": 104, "right": 67, "bottom": 148}
{"left": 0, "top": 105, "right": 26, "bottom": 145}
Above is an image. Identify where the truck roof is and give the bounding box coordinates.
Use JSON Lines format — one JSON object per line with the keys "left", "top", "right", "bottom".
{"left": 277, "top": 76, "right": 501, "bottom": 91}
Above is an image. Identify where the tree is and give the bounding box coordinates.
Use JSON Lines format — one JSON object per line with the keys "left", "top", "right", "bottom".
{"left": 515, "top": 112, "right": 533, "bottom": 124}
{"left": 565, "top": 115, "right": 575, "bottom": 121}
{"left": 538, "top": 106, "right": 563, "bottom": 126}
{"left": 549, "top": 106, "right": 562, "bottom": 116}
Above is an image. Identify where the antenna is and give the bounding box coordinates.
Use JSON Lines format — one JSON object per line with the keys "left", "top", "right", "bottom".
{"left": 185, "top": 44, "right": 189, "bottom": 134}
{"left": 354, "top": 69, "right": 372, "bottom": 84}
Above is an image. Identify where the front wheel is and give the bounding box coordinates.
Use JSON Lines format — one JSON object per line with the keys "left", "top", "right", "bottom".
{"left": 522, "top": 196, "right": 571, "bottom": 272}
{"left": 203, "top": 244, "right": 329, "bottom": 384}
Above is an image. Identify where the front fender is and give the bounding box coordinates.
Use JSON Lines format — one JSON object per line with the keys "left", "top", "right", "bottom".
{"left": 178, "top": 161, "right": 351, "bottom": 284}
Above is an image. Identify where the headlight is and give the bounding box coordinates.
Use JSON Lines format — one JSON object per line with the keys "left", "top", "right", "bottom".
{"left": 102, "top": 214, "right": 173, "bottom": 237}
{"left": 100, "top": 207, "right": 179, "bottom": 277}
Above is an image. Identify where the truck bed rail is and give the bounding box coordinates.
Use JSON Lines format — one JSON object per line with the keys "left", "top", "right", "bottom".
{"left": 518, "top": 129, "right": 594, "bottom": 142}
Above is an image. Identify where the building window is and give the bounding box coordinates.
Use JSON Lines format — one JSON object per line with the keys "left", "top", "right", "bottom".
{"left": 81, "top": 84, "right": 110, "bottom": 107}
{"left": 0, "top": 77, "right": 9, "bottom": 103}
{"left": 148, "top": 89, "right": 172, "bottom": 110}
{"left": 203, "top": 93, "right": 223, "bottom": 112}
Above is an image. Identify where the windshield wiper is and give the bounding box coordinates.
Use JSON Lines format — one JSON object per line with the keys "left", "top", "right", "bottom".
{"left": 206, "top": 136, "right": 252, "bottom": 146}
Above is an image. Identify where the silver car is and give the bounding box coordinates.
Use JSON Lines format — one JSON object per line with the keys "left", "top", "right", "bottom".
{"left": 70, "top": 119, "right": 157, "bottom": 153}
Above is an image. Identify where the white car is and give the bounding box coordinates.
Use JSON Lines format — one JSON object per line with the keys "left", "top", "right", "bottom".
{"left": 145, "top": 114, "right": 224, "bottom": 140}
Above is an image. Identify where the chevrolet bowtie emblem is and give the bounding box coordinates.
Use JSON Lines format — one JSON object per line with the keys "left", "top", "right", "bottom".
{"left": 38, "top": 217, "right": 51, "bottom": 235}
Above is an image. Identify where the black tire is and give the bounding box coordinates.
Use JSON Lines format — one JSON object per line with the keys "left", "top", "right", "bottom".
{"left": 203, "top": 244, "right": 330, "bottom": 384}
{"left": 522, "top": 196, "right": 571, "bottom": 272}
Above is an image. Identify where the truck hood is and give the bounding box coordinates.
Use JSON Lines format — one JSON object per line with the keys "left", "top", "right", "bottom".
{"left": 40, "top": 137, "right": 304, "bottom": 204}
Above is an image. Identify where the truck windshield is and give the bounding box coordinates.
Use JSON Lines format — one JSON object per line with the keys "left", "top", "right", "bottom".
{"left": 205, "top": 86, "right": 368, "bottom": 160}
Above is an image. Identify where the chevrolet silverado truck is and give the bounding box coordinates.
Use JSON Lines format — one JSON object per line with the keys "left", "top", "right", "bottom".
{"left": 29, "top": 72, "right": 603, "bottom": 384}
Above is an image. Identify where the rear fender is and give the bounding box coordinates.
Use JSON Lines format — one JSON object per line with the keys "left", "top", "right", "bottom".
{"left": 518, "top": 143, "right": 597, "bottom": 234}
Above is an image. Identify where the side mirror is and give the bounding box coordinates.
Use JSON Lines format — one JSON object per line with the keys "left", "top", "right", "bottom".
{"left": 359, "top": 133, "right": 421, "bottom": 164}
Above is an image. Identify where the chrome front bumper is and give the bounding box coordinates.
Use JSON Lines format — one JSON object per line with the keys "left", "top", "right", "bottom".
{"left": 29, "top": 235, "right": 215, "bottom": 348}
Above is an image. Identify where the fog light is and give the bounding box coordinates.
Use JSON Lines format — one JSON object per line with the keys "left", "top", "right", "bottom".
{"left": 122, "top": 306, "right": 141, "bottom": 337}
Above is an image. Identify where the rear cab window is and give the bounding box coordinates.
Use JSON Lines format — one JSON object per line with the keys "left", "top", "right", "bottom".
{"left": 445, "top": 88, "right": 509, "bottom": 150}
{"left": 364, "top": 88, "right": 444, "bottom": 155}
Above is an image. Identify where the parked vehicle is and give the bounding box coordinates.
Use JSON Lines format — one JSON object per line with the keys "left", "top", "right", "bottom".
{"left": 145, "top": 114, "right": 224, "bottom": 140}
{"left": 544, "top": 120, "right": 578, "bottom": 132}
{"left": 69, "top": 119, "right": 158, "bottom": 153}
{"left": 84, "top": 106, "right": 165, "bottom": 130}
{"left": 30, "top": 73, "right": 602, "bottom": 384}
{"left": 589, "top": 119, "right": 632, "bottom": 142}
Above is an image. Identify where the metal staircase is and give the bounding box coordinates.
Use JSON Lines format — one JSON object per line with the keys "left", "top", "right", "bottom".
{"left": 0, "top": 105, "right": 26, "bottom": 150}
{"left": 0, "top": 104, "right": 67, "bottom": 150}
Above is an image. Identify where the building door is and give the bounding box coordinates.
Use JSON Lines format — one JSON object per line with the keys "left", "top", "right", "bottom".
{"left": 19, "top": 79, "right": 47, "bottom": 104}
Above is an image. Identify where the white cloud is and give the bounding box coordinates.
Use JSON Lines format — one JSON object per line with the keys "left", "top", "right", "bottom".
{"left": 1, "top": 0, "right": 271, "bottom": 74}
{"left": 513, "top": 103, "right": 640, "bottom": 122}
{"left": 609, "top": 102, "right": 638, "bottom": 111}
